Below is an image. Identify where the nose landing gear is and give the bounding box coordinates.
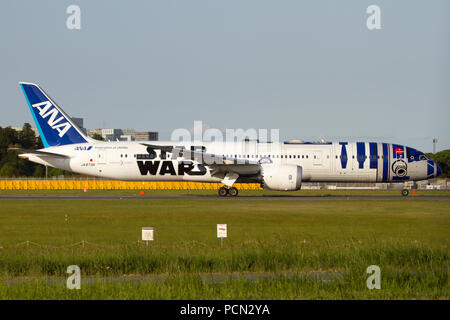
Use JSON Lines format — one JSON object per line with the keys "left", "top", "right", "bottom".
{"left": 218, "top": 186, "right": 239, "bottom": 197}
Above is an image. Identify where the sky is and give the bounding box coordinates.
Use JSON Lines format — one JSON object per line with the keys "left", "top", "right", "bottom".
{"left": 1, "top": 0, "right": 449, "bottom": 152}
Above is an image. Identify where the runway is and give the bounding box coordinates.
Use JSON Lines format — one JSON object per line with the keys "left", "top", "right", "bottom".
{"left": 1, "top": 195, "right": 449, "bottom": 201}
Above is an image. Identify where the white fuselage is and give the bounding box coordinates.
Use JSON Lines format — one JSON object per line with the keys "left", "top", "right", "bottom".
{"left": 17, "top": 82, "right": 440, "bottom": 191}
{"left": 25, "top": 140, "right": 435, "bottom": 184}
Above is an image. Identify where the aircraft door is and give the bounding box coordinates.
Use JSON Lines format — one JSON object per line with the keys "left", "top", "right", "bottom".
{"left": 313, "top": 151, "right": 323, "bottom": 166}
{"left": 97, "top": 151, "right": 108, "bottom": 165}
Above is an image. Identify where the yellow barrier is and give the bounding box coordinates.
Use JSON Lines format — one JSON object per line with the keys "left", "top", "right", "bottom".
{"left": 0, "top": 180, "right": 263, "bottom": 190}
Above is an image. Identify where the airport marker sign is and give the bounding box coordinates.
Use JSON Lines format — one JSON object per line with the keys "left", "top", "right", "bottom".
{"left": 142, "top": 227, "right": 154, "bottom": 246}
{"left": 217, "top": 224, "right": 227, "bottom": 246}
{"left": 217, "top": 224, "right": 227, "bottom": 238}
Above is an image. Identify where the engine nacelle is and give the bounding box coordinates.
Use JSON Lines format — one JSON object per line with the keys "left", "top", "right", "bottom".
{"left": 261, "top": 164, "right": 302, "bottom": 191}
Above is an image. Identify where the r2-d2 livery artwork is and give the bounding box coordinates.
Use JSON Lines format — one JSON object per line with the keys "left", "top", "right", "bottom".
{"left": 330, "top": 141, "right": 441, "bottom": 196}
{"left": 11, "top": 82, "right": 442, "bottom": 197}
{"left": 335, "top": 142, "right": 440, "bottom": 182}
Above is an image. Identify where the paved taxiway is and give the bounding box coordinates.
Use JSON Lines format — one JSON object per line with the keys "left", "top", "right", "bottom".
{"left": 1, "top": 195, "right": 449, "bottom": 201}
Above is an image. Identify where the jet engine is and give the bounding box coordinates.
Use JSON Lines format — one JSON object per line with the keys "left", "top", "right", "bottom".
{"left": 260, "top": 164, "right": 302, "bottom": 191}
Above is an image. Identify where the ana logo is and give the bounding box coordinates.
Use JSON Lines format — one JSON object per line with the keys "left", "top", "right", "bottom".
{"left": 32, "top": 101, "right": 72, "bottom": 137}
{"left": 395, "top": 148, "right": 403, "bottom": 154}
{"left": 75, "top": 146, "right": 93, "bottom": 151}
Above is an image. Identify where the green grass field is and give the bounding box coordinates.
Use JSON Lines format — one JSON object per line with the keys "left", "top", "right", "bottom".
{"left": 0, "top": 191, "right": 448, "bottom": 299}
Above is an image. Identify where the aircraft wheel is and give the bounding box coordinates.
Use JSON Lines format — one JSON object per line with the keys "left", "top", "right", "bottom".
{"left": 218, "top": 187, "right": 229, "bottom": 197}
{"left": 228, "top": 187, "right": 239, "bottom": 197}
{"left": 401, "top": 189, "right": 409, "bottom": 197}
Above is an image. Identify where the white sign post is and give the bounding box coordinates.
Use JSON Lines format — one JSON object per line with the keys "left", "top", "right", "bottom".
{"left": 217, "top": 224, "right": 227, "bottom": 247}
{"left": 142, "top": 227, "right": 154, "bottom": 247}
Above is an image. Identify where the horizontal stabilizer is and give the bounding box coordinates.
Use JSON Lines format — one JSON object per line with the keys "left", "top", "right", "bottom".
{"left": 8, "top": 148, "right": 70, "bottom": 159}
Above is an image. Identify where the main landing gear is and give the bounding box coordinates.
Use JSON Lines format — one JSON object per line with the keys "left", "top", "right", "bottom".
{"left": 218, "top": 186, "right": 239, "bottom": 197}
{"left": 401, "top": 189, "right": 409, "bottom": 197}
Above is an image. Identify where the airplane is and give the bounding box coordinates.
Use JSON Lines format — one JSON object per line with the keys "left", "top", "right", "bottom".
{"left": 10, "top": 82, "right": 442, "bottom": 197}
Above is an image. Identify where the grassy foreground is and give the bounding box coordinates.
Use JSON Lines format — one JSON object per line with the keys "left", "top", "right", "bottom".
{"left": 0, "top": 197, "right": 448, "bottom": 299}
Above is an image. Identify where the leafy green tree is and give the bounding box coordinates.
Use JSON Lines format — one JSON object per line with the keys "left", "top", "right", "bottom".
{"left": 0, "top": 128, "right": 19, "bottom": 174}
{"left": 0, "top": 163, "right": 21, "bottom": 177}
{"left": 18, "top": 123, "right": 37, "bottom": 149}
{"left": 91, "top": 133, "right": 104, "bottom": 141}
{"left": 0, "top": 124, "right": 75, "bottom": 178}
{"left": 428, "top": 150, "right": 450, "bottom": 178}
{"left": 33, "top": 165, "right": 45, "bottom": 177}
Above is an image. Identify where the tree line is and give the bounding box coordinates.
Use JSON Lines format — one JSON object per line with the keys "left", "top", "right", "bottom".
{"left": 0, "top": 124, "right": 448, "bottom": 178}
{"left": 0, "top": 123, "right": 75, "bottom": 177}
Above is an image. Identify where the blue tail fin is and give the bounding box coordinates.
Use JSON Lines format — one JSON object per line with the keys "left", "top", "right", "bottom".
{"left": 19, "top": 82, "right": 88, "bottom": 147}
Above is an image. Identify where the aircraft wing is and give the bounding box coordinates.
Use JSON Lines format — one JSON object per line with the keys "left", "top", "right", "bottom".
{"left": 141, "top": 144, "right": 261, "bottom": 186}
{"left": 141, "top": 143, "right": 260, "bottom": 166}
{"left": 8, "top": 148, "right": 70, "bottom": 159}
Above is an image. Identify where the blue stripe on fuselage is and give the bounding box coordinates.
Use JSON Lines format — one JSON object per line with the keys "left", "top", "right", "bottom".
{"left": 382, "top": 143, "right": 389, "bottom": 182}
{"left": 392, "top": 176, "right": 410, "bottom": 181}
{"left": 339, "top": 142, "right": 348, "bottom": 169}
{"left": 427, "top": 160, "right": 434, "bottom": 176}
{"left": 356, "top": 142, "right": 365, "bottom": 169}
{"left": 369, "top": 142, "right": 378, "bottom": 169}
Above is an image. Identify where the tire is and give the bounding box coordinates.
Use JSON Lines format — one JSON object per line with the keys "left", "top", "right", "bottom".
{"left": 401, "top": 189, "right": 409, "bottom": 197}
{"left": 218, "top": 187, "right": 228, "bottom": 197}
{"left": 228, "top": 187, "right": 239, "bottom": 197}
